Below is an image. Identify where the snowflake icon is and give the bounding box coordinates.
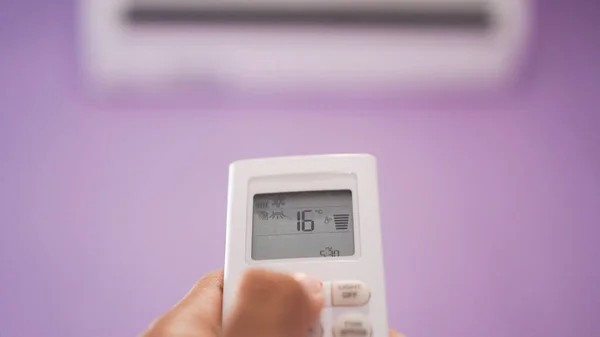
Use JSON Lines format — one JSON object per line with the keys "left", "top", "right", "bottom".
{"left": 271, "top": 198, "right": 286, "bottom": 208}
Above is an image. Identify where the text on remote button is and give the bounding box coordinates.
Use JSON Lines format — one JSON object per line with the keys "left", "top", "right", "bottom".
{"left": 331, "top": 280, "right": 371, "bottom": 306}
{"left": 333, "top": 313, "right": 372, "bottom": 337}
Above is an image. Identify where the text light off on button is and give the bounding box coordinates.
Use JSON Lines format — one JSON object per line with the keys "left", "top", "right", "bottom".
{"left": 331, "top": 280, "right": 371, "bottom": 307}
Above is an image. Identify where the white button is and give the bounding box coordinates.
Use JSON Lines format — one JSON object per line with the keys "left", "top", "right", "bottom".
{"left": 333, "top": 313, "right": 372, "bottom": 337}
{"left": 331, "top": 281, "right": 371, "bottom": 307}
{"left": 308, "top": 320, "right": 323, "bottom": 337}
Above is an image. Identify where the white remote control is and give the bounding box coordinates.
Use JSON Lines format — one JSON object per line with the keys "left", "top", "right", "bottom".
{"left": 223, "top": 154, "right": 388, "bottom": 337}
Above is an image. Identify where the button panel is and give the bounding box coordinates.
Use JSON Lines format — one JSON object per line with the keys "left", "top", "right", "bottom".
{"left": 318, "top": 280, "right": 372, "bottom": 337}
{"left": 332, "top": 313, "right": 372, "bottom": 337}
{"left": 331, "top": 280, "right": 371, "bottom": 307}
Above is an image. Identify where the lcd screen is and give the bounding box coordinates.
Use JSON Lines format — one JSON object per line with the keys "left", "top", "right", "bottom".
{"left": 252, "top": 190, "right": 354, "bottom": 260}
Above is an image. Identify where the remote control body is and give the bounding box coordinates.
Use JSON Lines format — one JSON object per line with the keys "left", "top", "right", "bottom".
{"left": 223, "top": 154, "right": 388, "bottom": 337}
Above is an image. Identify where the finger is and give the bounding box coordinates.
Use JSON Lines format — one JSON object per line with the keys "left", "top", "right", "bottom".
{"left": 143, "top": 269, "right": 224, "bottom": 337}
{"left": 223, "top": 269, "right": 325, "bottom": 337}
{"left": 176, "top": 269, "right": 224, "bottom": 322}
{"left": 291, "top": 272, "right": 326, "bottom": 313}
{"left": 389, "top": 329, "right": 407, "bottom": 337}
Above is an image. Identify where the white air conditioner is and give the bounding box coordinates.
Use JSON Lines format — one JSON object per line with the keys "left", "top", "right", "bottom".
{"left": 80, "top": 0, "right": 531, "bottom": 92}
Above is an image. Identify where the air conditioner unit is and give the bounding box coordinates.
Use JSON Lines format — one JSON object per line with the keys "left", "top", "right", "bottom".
{"left": 80, "top": 0, "right": 531, "bottom": 92}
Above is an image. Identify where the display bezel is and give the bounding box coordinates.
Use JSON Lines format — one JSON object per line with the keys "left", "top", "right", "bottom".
{"left": 245, "top": 172, "right": 361, "bottom": 264}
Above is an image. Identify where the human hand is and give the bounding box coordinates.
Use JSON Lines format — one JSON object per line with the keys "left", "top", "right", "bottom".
{"left": 141, "top": 269, "right": 404, "bottom": 337}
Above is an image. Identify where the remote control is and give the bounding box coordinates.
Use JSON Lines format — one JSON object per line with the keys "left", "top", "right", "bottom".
{"left": 223, "top": 154, "right": 388, "bottom": 337}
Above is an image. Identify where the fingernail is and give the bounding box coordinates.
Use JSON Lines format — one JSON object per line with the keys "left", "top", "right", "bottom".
{"left": 293, "top": 273, "right": 323, "bottom": 296}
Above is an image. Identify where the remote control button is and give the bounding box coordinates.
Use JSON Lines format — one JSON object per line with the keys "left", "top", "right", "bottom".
{"left": 308, "top": 320, "right": 323, "bottom": 337}
{"left": 333, "top": 313, "right": 372, "bottom": 337}
{"left": 331, "top": 281, "right": 371, "bottom": 306}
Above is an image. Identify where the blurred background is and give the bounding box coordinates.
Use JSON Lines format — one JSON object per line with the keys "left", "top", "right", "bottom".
{"left": 0, "top": 1, "right": 599, "bottom": 337}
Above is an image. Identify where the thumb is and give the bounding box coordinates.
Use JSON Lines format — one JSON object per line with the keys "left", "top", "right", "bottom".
{"left": 142, "top": 269, "right": 224, "bottom": 337}
{"left": 223, "top": 269, "right": 325, "bottom": 337}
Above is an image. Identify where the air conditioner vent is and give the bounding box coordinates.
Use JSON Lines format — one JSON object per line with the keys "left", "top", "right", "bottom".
{"left": 125, "top": 4, "right": 492, "bottom": 30}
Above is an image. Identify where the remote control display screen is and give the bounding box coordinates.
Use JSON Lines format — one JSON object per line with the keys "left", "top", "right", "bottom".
{"left": 252, "top": 190, "right": 355, "bottom": 260}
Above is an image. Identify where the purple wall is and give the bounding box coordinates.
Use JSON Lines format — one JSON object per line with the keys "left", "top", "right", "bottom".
{"left": 1, "top": 1, "right": 599, "bottom": 337}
